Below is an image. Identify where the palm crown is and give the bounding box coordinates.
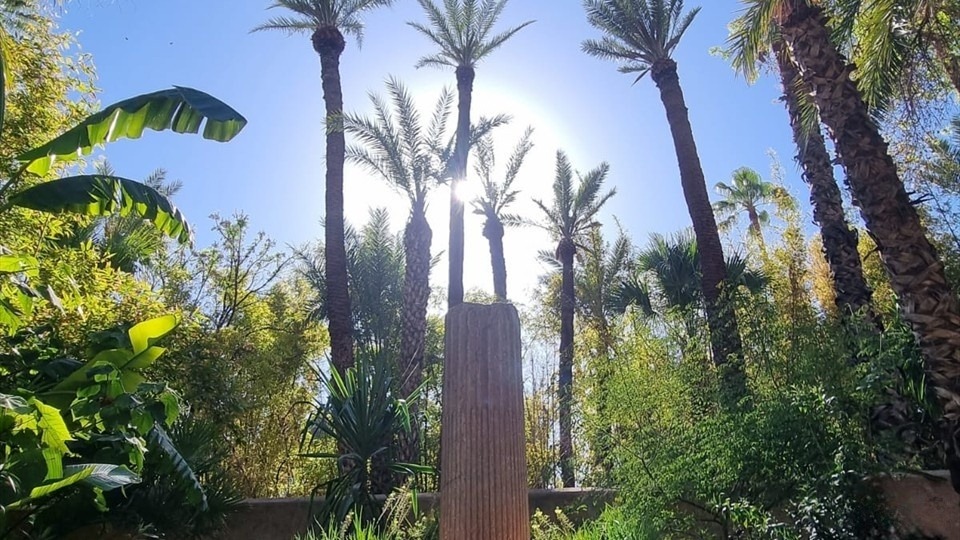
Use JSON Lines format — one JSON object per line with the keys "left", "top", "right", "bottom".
{"left": 582, "top": 0, "right": 701, "bottom": 81}
{"left": 471, "top": 127, "right": 533, "bottom": 227}
{"left": 343, "top": 78, "right": 453, "bottom": 210}
{"left": 713, "top": 167, "right": 780, "bottom": 235}
{"left": 534, "top": 151, "right": 615, "bottom": 248}
{"left": 344, "top": 77, "right": 507, "bottom": 208}
{"left": 253, "top": 0, "right": 394, "bottom": 44}
{"left": 409, "top": 0, "right": 534, "bottom": 69}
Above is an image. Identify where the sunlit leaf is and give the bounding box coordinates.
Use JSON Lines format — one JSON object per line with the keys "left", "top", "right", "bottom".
{"left": 9, "top": 175, "right": 192, "bottom": 243}
{"left": 127, "top": 314, "right": 179, "bottom": 355}
{"left": 65, "top": 463, "right": 140, "bottom": 491}
{"left": 16, "top": 86, "right": 247, "bottom": 176}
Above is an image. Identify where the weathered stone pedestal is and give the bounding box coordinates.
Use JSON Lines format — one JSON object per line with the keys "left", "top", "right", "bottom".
{"left": 440, "top": 303, "right": 529, "bottom": 540}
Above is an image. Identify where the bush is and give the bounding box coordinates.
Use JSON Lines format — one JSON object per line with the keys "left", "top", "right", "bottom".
{"left": 599, "top": 306, "right": 897, "bottom": 539}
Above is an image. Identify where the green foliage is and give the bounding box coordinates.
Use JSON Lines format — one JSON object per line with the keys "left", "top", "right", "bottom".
{"left": 0, "top": 314, "right": 218, "bottom": 537}
{"left": 409, "top": 0, "right": 534, "bottom": 69}
{"left": 600, "top": 299, "right": 896, "bottom": 539}
{"left": 9, "top": 174, "right": 192, "bottom": 244}
{"left": 111, "top": 419, "right": 244, "bottom": 539}
{"left": 531, "top": 507, "right": 657, "bottom": 540}
{"left": 293, "top": 488, "right": 438, "bottom": 540}
{"left": 15, "top": 86, "right": 247, "bottom": 176}
{"left": 146, "top": 213, "right": 323, "bottom": 498}
{"left": 302, "top": 360, "right": 431, "bottom": 530}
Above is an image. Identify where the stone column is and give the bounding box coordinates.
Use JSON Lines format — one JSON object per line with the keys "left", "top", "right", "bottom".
{"left": 440, "top": 303, "right": 528, "bottom": 540}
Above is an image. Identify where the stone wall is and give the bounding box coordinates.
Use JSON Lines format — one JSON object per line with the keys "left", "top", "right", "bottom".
{"left": 214, "top": 489, "right": 615, "bottom": 540}
{"left": 211, "top": 475, "right": 959, "bottom": 540}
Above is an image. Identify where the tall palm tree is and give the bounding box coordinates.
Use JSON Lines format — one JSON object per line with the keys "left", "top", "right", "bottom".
{"left": 582, "top": 0, "right": 746, "bottom": 386}
{"left": 533, "top": 150, "right": 615, "bottom": 488}
{"left": 254, "top": 0, "right": 394, "bottom": 373}
{"left": 714, "top": 167, "right": 778, "bottom": 249}
{"left": 410, "top": 0, "right": 533, "bottom": 308}
{"left": 343, "top": 78, "right": 453, "bottom": 465}
{"left": 726, "top": 20, "right": 878, "bottom": 324}
{"left": 777, "top": 43, "right": 877, "bottom": 323}
{"left": 735, "top": 0, "right": 960, "bottom": 492}
{"left": 471, "top": 127, "right": 534, "bottom": 300}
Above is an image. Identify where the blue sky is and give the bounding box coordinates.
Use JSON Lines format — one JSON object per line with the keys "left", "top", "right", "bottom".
{"left": 58, "top": 0, "right": 804, "bottom": 302}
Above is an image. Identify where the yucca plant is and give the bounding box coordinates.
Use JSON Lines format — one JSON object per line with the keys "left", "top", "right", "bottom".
{"left": 301, "top": 359, "right": 430, "bottom": 529}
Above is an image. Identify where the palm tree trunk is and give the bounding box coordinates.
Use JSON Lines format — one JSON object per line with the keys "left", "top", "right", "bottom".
{"left": 773, "top": 40, "right": 877, "bottom": 325}
{"left": 448, "top": 66, "right": 475, "bottom": 309}
{"left": 650, "top": 58, "right": 747, "bottom": 402}
{"left": 778, "top": 0, "right": 960, "bottom": 492}
{"left": 399, "top": 205, "right": 432, "bottom": 466}
{"left": 315, "top": 29, "right": 354, "bottom": 374}
{"left": 558, "top": 238, "right": 576, "bottom": 488}
{"left": 484, "top": 217, "right": 508, "bottom": 300}
{"left": 746, "top": 206, "right": 766, "bottom": 250}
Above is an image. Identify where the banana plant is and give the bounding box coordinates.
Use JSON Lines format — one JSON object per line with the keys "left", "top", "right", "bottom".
{"left": 43, "top": 314, "right": 180, "bottom": 405}
{"left": 0, "top": 393, "right": 140, "bottom": 513}
{"left": 0, "top": 86, "right": 247, "bottom": 244}
{"left": 0, "top": 83, "right": 246, "bottom": 333}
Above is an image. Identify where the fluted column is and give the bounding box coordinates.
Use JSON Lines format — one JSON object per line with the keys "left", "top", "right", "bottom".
{"left": 440, "top": 303, "right": 528, "bottom": 540}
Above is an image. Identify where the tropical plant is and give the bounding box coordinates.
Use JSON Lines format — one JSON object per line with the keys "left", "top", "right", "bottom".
{"left": 1, "top": 86, "right": 245, "bottom": 240}
{"left": 734, "top": 0, "right": 960, "bottom": 492}
{"left": 582, "top": 0, "right": 745, "bottom": 389}
{"left": 532, "top": 150, "right": 615, "bottom": 487}
{"left": 714, "top": 167, "right": 779, "bottom": 249}
{"left": 725, "top": 13, "right": 877, "bottom": 326}
{"left": 471, "top": 127, "right": 534, "bottom": 300}
{"left": 343, "top": 80, "right": 449, "bottom": 469}
{"left": 114, "top": 419, "right": 244, "bottom": 539}
{"left": 299, "top": 209, "right": 406, "bottom": 357}
{"left": 573, "top": 227, "right": 633, "bottom": 479}
{"left": 254, "top": 0, "right": 396, "bottom": 374}
{"left": 829, "top": 0, "right": 960, "bottom": 109}
{"left": 301, "top": 359, "right": 429, "bottom": 529}
{"left": 57, "top": 164, "right": 182, "bottom": 274}
{"left": 410, "top": 0, "right": 533, "bottom": 307}
{"left": 617, "top": 231, "right": 767, "bottom": 326}
{"left": 344, "top": 78, "right": 506, "bottom": 465}
{"left": 0, "top": 315, "right": 217, "bottom": 537}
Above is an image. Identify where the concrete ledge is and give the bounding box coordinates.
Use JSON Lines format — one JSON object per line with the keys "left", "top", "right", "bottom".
{"left": 63, "top": 474, "right": 958, "bottom": 540}
{"left": 214, "top": 488, "right": 617, "bottom": 540}
{"left": 874, "top": 470, "right": 959, "bottom": 539}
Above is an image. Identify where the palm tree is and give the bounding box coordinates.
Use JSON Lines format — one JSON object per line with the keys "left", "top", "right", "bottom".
{"left": 582, "top": 0, "right": 746, "bottom": 382}
{"left": 829, "top": 0, "right": 960, "bottom": 108}
{"left": 410, "top": 0, "right": 533, "bottom": 308}
{"left": 343, "top": 78, "right": 453, "bottom": 465}
{"left": 298, "top": 208, "right": 406, "bottom": 357}
{"left": 725, "top": 19, "right": 878, "bottom": 324}
{"left": 471, "top": 127, "right": 534, "bottom": 300}
{"left": 533, "top": 150, "right": 615, "bottom": 488}
{"left": 735, "top": 0, "right": 960, "bottom": 492}
{"left": 776, "top": 43, "right": 877, "bottom": 324}
{"left": 617, "top": 231, "right": 767, "bottom": 322}
{"left": 714, "top": 167, "right": 778, "bottom": 249}
{"left": 254, "top": 0, "right": 395, "bottom": 373}
{"left": 575, "top": 226, "right": 632, "bottom": 477}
